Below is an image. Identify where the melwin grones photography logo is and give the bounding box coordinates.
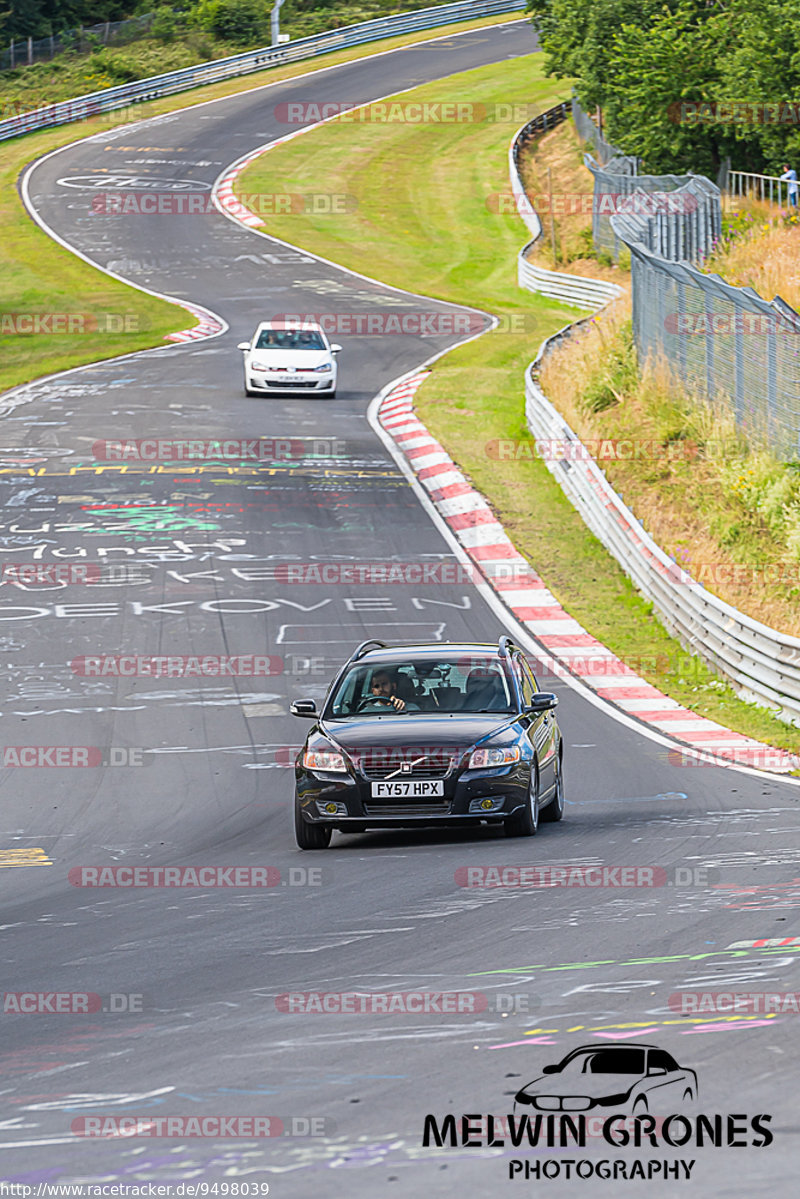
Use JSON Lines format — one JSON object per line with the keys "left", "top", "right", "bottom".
{"left": 421, "top": 1044, "right": 773, "bottom": 1182}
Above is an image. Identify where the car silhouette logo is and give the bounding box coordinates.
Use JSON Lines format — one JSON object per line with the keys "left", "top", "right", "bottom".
{"left": 514, "top": 1044, "right": 698, "bottom": 1117}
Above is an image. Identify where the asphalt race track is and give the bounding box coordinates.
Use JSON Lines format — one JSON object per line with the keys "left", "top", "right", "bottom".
{"left": 2, "top": 18, "right": 800, "bottom": 1197}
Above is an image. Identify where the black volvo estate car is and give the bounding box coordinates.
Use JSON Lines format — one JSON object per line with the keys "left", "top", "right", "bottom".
{"left": 290, "top": 637, "right": 564, "bottom": 849}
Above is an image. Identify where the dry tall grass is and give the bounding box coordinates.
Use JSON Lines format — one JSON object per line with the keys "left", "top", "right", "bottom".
{"left": 706, "top": 200, "right": 800, "bottom": 310}
{"left": 539, "top": 304, "right": 800, "bottom": 636}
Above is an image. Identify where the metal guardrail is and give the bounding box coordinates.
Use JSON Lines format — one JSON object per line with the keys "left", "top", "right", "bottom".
{"left": 524, "top": 335, "right": 800, "bottom": 724}
{"left": 0, "top": 0, "right": 526, "bottom": 143}
{"left": 509, "top": 103, "right": 624, "bottom": 310}
{"left": 511, "top": 107, "right": 800, "bottom": 724}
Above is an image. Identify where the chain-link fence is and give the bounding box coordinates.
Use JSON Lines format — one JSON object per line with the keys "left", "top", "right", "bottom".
{"left": 608, "top": 174, "right": 722, "bottom": 263}
{"left": 1, "top": 13, "right": 157, "bottom": 71}
{"left": 620, "top": 241, "right": 800, "bottom": 459}
{"left": 571, "top": 100, "right": 800, "bottom": 459}
{"left": 570, "top": 92, "right": 625, "bottom": 167}
{"left": 584, "top": 155, "right": 721, "bottom": 263}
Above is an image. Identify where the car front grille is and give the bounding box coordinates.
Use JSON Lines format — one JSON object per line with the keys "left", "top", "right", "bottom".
{"left": 363, "top": 802, "right": 451, "bottom": 817}
{"left": 264, "top": 380, "right": 318, "bottom": 389}
{"left": 359, "top": 751, "right": 453, "bottom": 780}
{"left": 533, "top": 1096, "right": 592, "bottom": 1111}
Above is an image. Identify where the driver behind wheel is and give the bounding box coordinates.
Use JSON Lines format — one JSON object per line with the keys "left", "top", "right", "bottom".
{"left": 365, "top": 669, "right": 419, "bottom": 712}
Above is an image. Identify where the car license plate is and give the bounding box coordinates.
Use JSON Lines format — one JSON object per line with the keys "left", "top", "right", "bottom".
{"left": 370, "top": 780, "right": 445, "bottom": 798}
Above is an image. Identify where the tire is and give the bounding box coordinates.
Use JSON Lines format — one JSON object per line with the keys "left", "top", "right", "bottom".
{"left": 294, "top": 801, "right": 332, "bottom": 850}
{"left": 505, "top": 767, "right": 539, "bottom": 837}
{"left": 682, "top": 1088, "right": 694, "bottom": 1103}
{"left": 540, "top": 751, "right": 564, "bottom": 822}
{"left": 632, "top": 1097, "right": 648, "bottom": 1115}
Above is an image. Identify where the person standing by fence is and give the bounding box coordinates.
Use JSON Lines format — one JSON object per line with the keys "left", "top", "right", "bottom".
{"left": 780, "top": 163, "right": 798, "bottom": 206}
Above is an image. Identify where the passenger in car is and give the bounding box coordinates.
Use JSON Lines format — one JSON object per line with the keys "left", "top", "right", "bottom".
{"left": 460, "top": 667, "right": 507, "bottom": 711}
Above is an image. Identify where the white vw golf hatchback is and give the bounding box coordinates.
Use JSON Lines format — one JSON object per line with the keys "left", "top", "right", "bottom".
{"left": 238, "top": 320, "right": 341, "bottom": 397}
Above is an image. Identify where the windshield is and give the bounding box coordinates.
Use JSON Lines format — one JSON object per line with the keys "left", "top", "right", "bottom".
{"left": 255, "top": 328, "right": 325, "bottom": 350}
{"left": 557, "top": 1049, "right": 646, "bottom": 1076}
{"left": 326, "top": 656, "right": 515, "bottom": 717}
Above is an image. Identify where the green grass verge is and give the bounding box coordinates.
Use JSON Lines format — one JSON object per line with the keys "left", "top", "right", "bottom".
{"left": 235, "top": 54, "right": 800, "bottom": 758}
{"left": 0, "top": 11, "right": 522, "bottom": 398}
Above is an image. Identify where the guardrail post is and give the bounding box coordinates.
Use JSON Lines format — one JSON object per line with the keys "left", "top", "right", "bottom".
{"left": 677, "top": 279, "right": 687, "bottom": 381}
{"left": 734, "top": 309, "right": 745, "bottom": 427}
{"left": 767, "top": 324, "right": 778, "bottom": 446}
{"left": 271, "top": 0, "right": 286, "bottom": 47}
{"left": 704, "top": 290, "right": 715, "bottom": 401}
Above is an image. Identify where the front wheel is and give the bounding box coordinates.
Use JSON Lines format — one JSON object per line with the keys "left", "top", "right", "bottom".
{"left": 505, "top": 767, "right": 539, "bottom": 837}
{"left": 294, "top": 801, "right": 332, "bottom": 850}
{"left": 540, "top": 752, "right": 564, "bottom": 822}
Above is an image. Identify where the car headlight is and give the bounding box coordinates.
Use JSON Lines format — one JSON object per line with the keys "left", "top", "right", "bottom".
{"left": 250, "top": 359, "right": 270, "bottom": 371}
{"left": 303, "top": 749, "right": 348, "bottom": 772}
{"left": 468, "top": 746, "right": 521, "bottom": 769}
{"left": 312, "top": 363, "right": 332, "bottom": 373}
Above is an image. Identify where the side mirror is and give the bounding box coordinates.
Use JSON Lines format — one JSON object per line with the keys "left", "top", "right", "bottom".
{"left": 290, "top": 699, "right": 318, "bottom": 718}
{"left": 237, "top": 342, "right": 251, "bottom": 351}
{"left": 330, "top": 344, "right": 342, "bottom": 353}
{"left": 526, "top": 693, "right": 558, "bottom": 714}
{"left": 648, "top": 1066, "right": 667, "bottom": 1076}
{"left": 542, "top": 1064, "right": 559, "bottom": 1075}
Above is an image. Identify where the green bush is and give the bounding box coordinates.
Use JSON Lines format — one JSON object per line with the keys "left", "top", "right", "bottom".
{"left": 582, "top": 318, "right": 636, "bottom": 413}
{"left": 151, "top": 7, "right": 182, "bottom": 44}
{"left": 191, "top": 0, "right": 269, "bottom": 44}
{"left": 87, "top": 50, "right": 141, "bottom": 83}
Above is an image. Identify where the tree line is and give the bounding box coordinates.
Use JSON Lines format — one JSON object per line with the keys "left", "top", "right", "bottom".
{"left": 0, "top": 1, "right": 350, "bottom": 44}
{"left": 528, "top": 0, "right": 800, "bottom": 176}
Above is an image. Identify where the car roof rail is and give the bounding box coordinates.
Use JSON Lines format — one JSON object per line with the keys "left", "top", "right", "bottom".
{"left": 351, "top": 639, "right": 388, "bottom": 663}
{"left": 498, "top": 635, "right": 515, "bottom": 658}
